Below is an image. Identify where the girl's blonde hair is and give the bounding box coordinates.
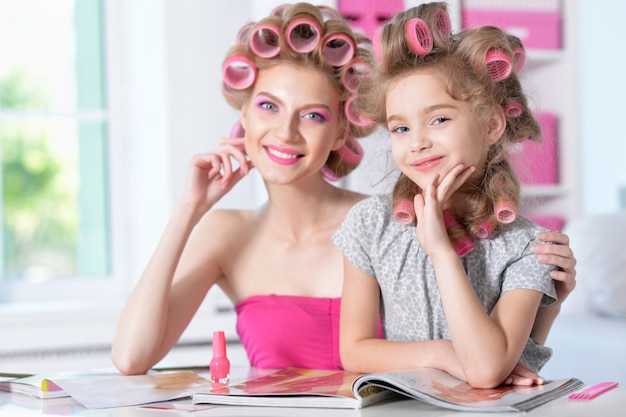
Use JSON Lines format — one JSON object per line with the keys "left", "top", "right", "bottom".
{"left": 357, "top": 2, "right": 541, "bottom": 252}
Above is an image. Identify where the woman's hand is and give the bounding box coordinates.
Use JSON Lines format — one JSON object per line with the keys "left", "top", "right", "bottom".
{"left": 532, "top": 231, "right": 577, "bottom": 304}
{"left": 182, "top": 137, "right": 253, "bottom": 216}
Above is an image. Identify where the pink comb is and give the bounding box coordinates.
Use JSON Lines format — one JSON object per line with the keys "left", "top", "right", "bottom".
{"left": 568, "top": 382, "right": 619, "bottom": 400}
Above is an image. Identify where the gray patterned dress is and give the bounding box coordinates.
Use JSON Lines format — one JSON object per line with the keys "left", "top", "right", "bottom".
{"left": 333, "top": 194, "right": 557, "bottom": 371}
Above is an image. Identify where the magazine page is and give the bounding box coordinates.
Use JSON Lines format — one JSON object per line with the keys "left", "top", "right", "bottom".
{"left": 193, "top": 368, "right": 394, "bottom": 409}
{"left": 48, "top": 371, "right": 212, "bottom": 409}
{"left": 354, "top": 367, "right": 584, "bottom": 412}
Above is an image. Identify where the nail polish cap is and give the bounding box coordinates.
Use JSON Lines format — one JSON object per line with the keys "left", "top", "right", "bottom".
{"left": 212, "top": 331, "right": 227, "bottom": 358}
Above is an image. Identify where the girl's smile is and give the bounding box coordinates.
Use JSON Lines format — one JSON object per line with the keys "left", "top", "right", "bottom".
{"left": 264, "top": 145, "right": 303, "bottom": 165}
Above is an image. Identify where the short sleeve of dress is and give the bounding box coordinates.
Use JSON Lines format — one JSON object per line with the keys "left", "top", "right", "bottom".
{"left": 499, "top": 218, "right": 558, "bottom": 307}
{"left": 332, "top": 195, "right": 393, "bottom": 278}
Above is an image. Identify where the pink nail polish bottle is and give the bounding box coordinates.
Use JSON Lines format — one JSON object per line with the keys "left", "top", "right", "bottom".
{"left": 210, "top": 331, "right": 230, "bottom": 384}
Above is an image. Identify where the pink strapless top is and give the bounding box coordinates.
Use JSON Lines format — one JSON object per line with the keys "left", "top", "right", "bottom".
{"left": 235, "top": 295, "right": 344, "bottom": 370}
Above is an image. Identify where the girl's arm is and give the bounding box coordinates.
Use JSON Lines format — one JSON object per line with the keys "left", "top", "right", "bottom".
{"left": 111, "top": 145, "right": 251, "bottom": 375}
{"left": 339, "top": 258, "right": 463, "bottom": 378}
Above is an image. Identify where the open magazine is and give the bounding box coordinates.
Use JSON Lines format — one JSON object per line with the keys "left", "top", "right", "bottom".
{"left": 192, "top": 367, "right": 585, "bottom": 412}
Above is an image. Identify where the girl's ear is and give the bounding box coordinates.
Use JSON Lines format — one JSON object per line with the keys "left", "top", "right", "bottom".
{"left": 485, "top": 106, "right": 507, "bottom": 145}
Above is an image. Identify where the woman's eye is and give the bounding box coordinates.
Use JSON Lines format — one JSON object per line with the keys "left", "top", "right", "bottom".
{"left": 302, "top": 110, "right": 330, "bottom": 122}
{"left": 259, "top": 101, "right": 277, "bottom": 111}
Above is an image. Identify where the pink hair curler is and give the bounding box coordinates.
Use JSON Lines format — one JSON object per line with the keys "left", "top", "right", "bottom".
{"left": 336, "top": 136, "right": 363, "bottom": 165}
{"left": 474, "top": 220, "right": 495, "bottom": 239}
{"left": 453, "top": 236, "right": 474, "bottom": 257}
{"left": 341, "top": 61, "right": 371, "bottom": 93}
{"left": 393, "top": 198, "right": 415, "bottom": 225}
{"left": 322, "top": 33, "right": 355, "bottom": 67}
{"left": 321, "top": 166, "right": 340, "bottom": 182}
{"left": 222, "top": 55, "right": 257, "bottom": 90}
{"left": 434, "top": 8, "right": 452, "bottom": 40}
{"left": 504, "top": 103, "right": 523, "bottom": 119}
{"left": 270, "top": 4, "right": 288, "bottom": 17}
{"left": 485, "top": 50, "right": 513, "bottom": 82}
{"left": 513, "top": 46, "right": 526, "bottom": 73}
{"left": 237, "top": 22, "right": 255, "bottom": 44}
{"left": 345, "top": 96, "right": 373, "bottom": 128}
{"left": 319, "top": 6, "right": 342, "bottom": 21}
{"left": 495, "top": 200, "right": 517, "bottom": 224}
{"left": 249, "top": 23, "right": 281, "bottom": 58}
{"left": 229, "top": 120, "right": 246, "bottom": 152}
{"left": 286, "top": 18, "right": 321, "bottom": 53}
{"left": 404, "top": 18, "right": 433, "bottom": 56}
{"left": 372, "top": 27, "right": 383, "bottom": 62}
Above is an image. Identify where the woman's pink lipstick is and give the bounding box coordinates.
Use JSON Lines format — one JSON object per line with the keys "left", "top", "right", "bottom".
{"left": 264, "top": 145, "right": 303, "bottom": 165}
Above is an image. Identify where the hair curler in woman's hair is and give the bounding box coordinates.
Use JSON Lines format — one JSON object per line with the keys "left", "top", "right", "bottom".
{"left": 393, "top": 198, "right": 416, "bottom": 225}
{"left": 336, "top": 136, "right": 364, "bottom": 165}
{"left": 495, "top": 200, "right": 517, "bottom": 224}
{"left": 321, "top": 166, "right": 340, "bottom": 182}
{"left": 322, "top": 33, "right": 355, "bottom": 67}
{"left": 237, "top": 22, "right": 255, "bottom": 44}
{"left": 222, "top": 55, "right": 257, "bottom": 90}
{"left": 270, "top": 3, "right": 288, "bottom": 17}
{"left": 504, "top": 103, "right": 523, "bottom": 119}
{"left": 372, "top": 27, "right": 383, "bottom": 61}
{"left": 474, "top": 219, "right": 495, "bottom": 239}
{"left": 319, "top": 5, "right": 342, "bottom": 21}
{"left": 345, "top": 96, "right": 374, "bottom": 128}
{"left": 404, "top": 18, "right": 433, "bottom": 56}
{"left": 249, "top": 20, "right": 281, "bottom": 58}
{"left": 286, "top": 18, "right": 322, "bottom": 53}
{"left": 485, "top": 50, "right": 513, "bottom": 82}
{"left": 341, "top": 61, "right": 371, "bottom": 93}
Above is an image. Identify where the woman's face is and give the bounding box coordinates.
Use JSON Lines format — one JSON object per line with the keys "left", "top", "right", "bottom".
{"left": 241, "top": 63, "right": 344, "bottom": 184}
{"left": 385, "top": 70, "right": 498, "bottom": 191}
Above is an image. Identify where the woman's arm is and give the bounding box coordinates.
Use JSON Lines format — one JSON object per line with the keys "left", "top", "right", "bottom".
{"left": 531, "top": 231, "right": 577, "bottom": 344}
{"left": 111, "top": 146, "right": 251, "bottom": 375}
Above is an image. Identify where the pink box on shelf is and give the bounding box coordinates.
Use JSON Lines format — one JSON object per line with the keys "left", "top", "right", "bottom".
{"left": 462, "top": 9, "right": 562, "bottom": 50}
{"left": 508, "top": 112, "right": 559, "bottom": 185}
{"left": 525, "top": 214, "right": 565, "bottom": 232}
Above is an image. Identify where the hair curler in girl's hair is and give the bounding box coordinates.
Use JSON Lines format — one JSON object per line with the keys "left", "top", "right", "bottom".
{"left": 341, "top": 61, "right": 371, "bottom": 93}
{"left": 393, "top": 198, "right": 416, "bottom": 225}
{"left": 286, "top": 18, "right": 322, "bottom": 53}
{"left": 443, "top": 209, "right": 474, "bottom": 256}
{"left": 485, "top": 50, "right": 513, "bottom": 82}
{"left": 495, "top": 200, "right": 517, "bottom": 224}
{"left": 404, "top": 18, "right": 433, "bottom": 56}
{"left": 372, "top": 27, "right": 383, "bottom": 61}
{"left": 474, "top": 219, "right": 495, "bottom": 239}
{"left": 222, "top": 56, "right": 257, "bottom": 90}
{"left": 433, "top": 8, "right": 452, "bottom": 42}
{"left": 345, "top": 96, "right": 374, "bottom": 128}
{"left": 237, "top": 22, "right": 255, "bottom": 44}
{"left": 512, "top": 46, "right": 525, "bottom": 73}
{"left": 249, "top": 20, "right": 281, "bottom": 58}
{"left": 336, "top": 136, "right": 364, "bottom": 165}
{"left": 504, "top": 103, "right": 523, "bottom": 118}
{"left": 322, "top": 33, "right": 356, "bottom": 67}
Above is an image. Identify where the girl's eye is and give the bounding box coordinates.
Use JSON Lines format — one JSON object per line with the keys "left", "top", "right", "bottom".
{"left": 390, "top": 125, "right": 409, "bottom": 134}
{"left": 431, "top": 116, "right": 449, "bottom": 125}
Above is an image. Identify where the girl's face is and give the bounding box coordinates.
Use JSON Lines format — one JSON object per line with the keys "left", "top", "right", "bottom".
{"left": 240, "top": 63, "right": 344, "bottom": 184}
{"left": 385, "top": 70, "right": 500, "bottom": 191}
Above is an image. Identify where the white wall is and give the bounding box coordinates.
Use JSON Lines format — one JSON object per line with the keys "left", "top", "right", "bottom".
{"left": 578, "top": 0, "right": 626, "bottom": 215}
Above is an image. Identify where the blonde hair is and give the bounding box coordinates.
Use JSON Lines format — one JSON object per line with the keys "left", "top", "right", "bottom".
{"left": 222, "top": 3, "right": 378, "bottom": 180}
{"left": 357, "top": 2, "right": 541, "bottom": 251}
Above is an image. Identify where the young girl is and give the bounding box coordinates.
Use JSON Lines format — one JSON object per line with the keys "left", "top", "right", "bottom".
{"left": 112, "top": 2, "right": 575, "bottom": 376}
{"left": 336, "top": 2, "right": 562, "bottom": 388}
